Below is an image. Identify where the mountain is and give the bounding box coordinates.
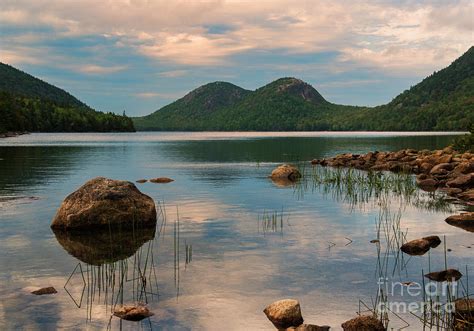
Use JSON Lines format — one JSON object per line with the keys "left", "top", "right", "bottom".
{"left": 0, "top": 63, "right": 135, "bottom": 133}
{"left": 134, "top": 46, "right": 473, "bottom": 131}
{"left": 133, "top": 81, "right": 251, "bottom": 130}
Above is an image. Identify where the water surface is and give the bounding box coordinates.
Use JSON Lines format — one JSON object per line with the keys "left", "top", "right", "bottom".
{"left": 0, "top": 132, "right": 472, "bottom": 330}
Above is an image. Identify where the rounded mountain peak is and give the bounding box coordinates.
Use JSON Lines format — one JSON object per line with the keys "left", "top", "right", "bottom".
{"left": 267, "top": 77, "right": 327, "bottom": 105}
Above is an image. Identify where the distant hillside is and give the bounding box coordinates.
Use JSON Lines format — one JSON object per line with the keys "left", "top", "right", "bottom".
{"left": 133, "top": 82, "right": 251, "bottom": 130}
{"left": 134, "top": 46, "right": 473, "bottom": 131}
{"left": 0, "top": 63, "right": 135, "bottom": 133}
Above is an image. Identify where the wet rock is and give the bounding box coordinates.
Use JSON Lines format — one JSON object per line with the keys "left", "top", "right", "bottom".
{"left": 286, "top": 324, "right": 330, "bottom": 331}
{"left": 400, "top": 236, "right": 441, "bottom": 256}
{"left": 425, "top": 269, "right": 463, "bottom": 282}
{"left": 446, "top": 173, "right": 474, "bottom": 188}
{"left": 445, "top": 212, "right": 474, "bottom": 233}
{"left": 341, "top": 315, "right": 385, "bottom": 331}
{"left": 113, "top": 305, "right": 154, "bottom": 321}
{"left": 149, "top": 177, "right": 174, "bottom": 183}
{"left": 270, "top": 165, "right": 302, "bottom": 182}
{"left": 453, "top": 298, "right": 474, "bottom": 330}
{"left": 264, "top": 299, "right": 304, "bottom": 329}
{"left": 136, "top": 179, "right": 147, "bottom": 183}
{"left": 51, "top": 177, "right": 157, "bottom": 230}
{"left": 453, "top": 162, "right": 474, "bottom": 175}
{"left": 310, "top": 159, "right": 320, "bottom": 165}
{"left": 31, "top": 287, "right": 57, "bottom": 295}
{"left": 439, "top": 187, "right": 463, "bottom": 196}
{"left": 430, "top": 163, "right": 453, "bottom": 175}
{"left": 458, "top": 189, "right": 474, "bottom": 203}
{"left": 417, "top": 178, "right": 438, "bottom": 191}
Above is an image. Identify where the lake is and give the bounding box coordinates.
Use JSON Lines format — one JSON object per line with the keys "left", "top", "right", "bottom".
{"left": 0, "top": 132, "right": 472, "bottom": 330}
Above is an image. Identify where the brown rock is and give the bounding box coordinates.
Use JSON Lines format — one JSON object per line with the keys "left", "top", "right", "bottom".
{"left": 51, "top": 177, "right": 157, "bottom": 230}
{"left": 453, "top": 161, "right": 474, "bottom": 175}
{"left": 458, "top": 189, "right": 474, "bottom": 202}
{"left": 430, "top": 163, "right": 453, "bottom": 175}
{"left": 446, "top": 173, "right": 474, "bottom": 188}
{"left": 270, "top": 165, "right": 302, "bottom": 182}
{"left": 417, "top": 178, "right": 438, "bottom": 191}
{"left": 264, "top": 299, "right": 304, "bottom": 329}
{"left": 400, "top": 236, "right": 441, "bottom": 256}
{"left": 437, "top": 154, "right": 453, "bottom": 164}
{"left": 32, "top": 287, "right": 57, "bottom": 295}
{"left": 149, "top": 177, "right": 174, "bottom": 183}
{"left": 114, "top": 305, "right": 154, "bottom": 321}
{"left": 425, "top": 269, "right": 463, "bottom": 282}
{"left": 310, "top": 159, "right": 320, "bottom": 165}
{"left": 454, "top": 298, "right": 474, "bottom": 330}
{"left": 445, "top": 212, "right": 474, "bottom": 233}
{"left": 341, "top": 315, "right": 385, "bottom": 331}
{"left": 286, "top": 324, "right": 330, "bottom": 331}
{"left": 136, "top": 179, "right": 147, "bottom": 183}
{"left": 419, "top": 162, "right": 433, "bottom": 173}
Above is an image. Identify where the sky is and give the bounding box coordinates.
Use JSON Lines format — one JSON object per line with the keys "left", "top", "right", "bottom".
{"left": 0, "top": 0, "right": 472, "bottom": 116}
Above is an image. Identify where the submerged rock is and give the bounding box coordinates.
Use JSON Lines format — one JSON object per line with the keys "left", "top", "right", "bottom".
{"left": 425, "top": 269, "right": 463, "bottom": 282}
{"left": 53, "top": 226, "right": 156, "bottom": 265}
{"left": 31, "top": 287, "right": 57, "bottom": 295}
{"left": 400, "top": 236, "right": 441, "bottom": 256}
{"left": 149, "top": 177, "right": 174, "bottom": 183}
{"left": 113, "top": 305, "right": 154, "bottom": 321}
{"left": 445, "top": 212, "right": 474, "bottom": 233}
{"left": 270, "top": 165, "right": 302, "bottom": 182}
{"left": 51, "top": 177, "right": 156, "bottom": 230}
{"left": 136, "top": 179, "right": 147, "bottom": 183}
{"left": 264, "top": 299, "right": 304, "bottom": 329}
{"left": 341, "top": 315, "right": 385, "bottom": 331}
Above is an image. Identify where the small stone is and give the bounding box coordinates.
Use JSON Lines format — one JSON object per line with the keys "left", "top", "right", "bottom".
{"left": 370, "top": 239, "right": 380, "bottom": 244}
{"left": 136, "top": 179, "right": 147, "bottom": 183}
{"left": 400, "top": 236, "right": 441, "bottom": 256}
{"left": 114, "top": 305, "right": 154, "bottom": 321}
{"left": 264, "top": 299, "right": 304, "bottom": 329}
{"left": 286, "top": 324, "right": 330, "bottom": 331}
{"left": 270, "top": 165, "right": 302, "bottom": 182}
{"left": 32, "top": 287, "right": 57, "bottom": 295}
{"left": 424, "top": 269, "right": 463, "bottom": 282}
{"left": 341, "top": 315, "right": 384, "bottom": 331}
{"left": 149, "top": 177, "right": 174, "bottom": 183}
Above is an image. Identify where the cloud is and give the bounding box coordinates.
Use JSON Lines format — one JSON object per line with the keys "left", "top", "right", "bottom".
{"left": 1, "top": 0, "right": 471, "bottom": 71}
{"left": 158, "top": 69, "right": 188, "bottom": 78}
{"left": 77, "top": 64, "right": 127, "bottom": 75}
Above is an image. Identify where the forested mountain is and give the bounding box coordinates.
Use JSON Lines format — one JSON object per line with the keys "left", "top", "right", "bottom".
{"left": 0, "top": 63, "right": 135, "bottom": 133}
{"left": 134, "top": 46, "right": 473, "bottom": 131}
{"left": 133, "top": 81, "right": 251, "bottom": 130}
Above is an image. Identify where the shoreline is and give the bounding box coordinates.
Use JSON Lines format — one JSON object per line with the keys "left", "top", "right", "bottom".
{"left": 0, "top": 131, "right": 29, "bottom": 139}
{"left": 310, "top": 146, "right": 473, "bottom": 206}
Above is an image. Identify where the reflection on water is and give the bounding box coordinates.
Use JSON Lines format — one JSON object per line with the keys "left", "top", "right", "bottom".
{"left": 0, "top": 132, "right": 472, "bottom": 330}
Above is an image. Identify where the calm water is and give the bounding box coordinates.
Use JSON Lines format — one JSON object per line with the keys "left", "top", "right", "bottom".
{"left": 0, "top": 132, "right": 472, "bottom": 330}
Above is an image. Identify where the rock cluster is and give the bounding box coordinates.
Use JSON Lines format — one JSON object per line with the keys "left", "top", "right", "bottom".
{"left": 311, "top": 147, "right": 474, "bottom": 204}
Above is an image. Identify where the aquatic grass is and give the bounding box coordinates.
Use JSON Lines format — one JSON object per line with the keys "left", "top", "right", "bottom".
{"left": 257, "top": 209, "right": 287, "bottom": 234}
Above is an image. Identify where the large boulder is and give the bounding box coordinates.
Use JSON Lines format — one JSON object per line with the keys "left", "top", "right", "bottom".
{"left": 270, "top": 165, "right": 302, "bottom": 182}
{"left": 264, "top": 299, "right": 304, "bottom": 329}
{"left": 400, "top": 236, "right": 441, "bottom": 256}
{"left": 341, "top": 315, "right": 385, "bottom": 331}
{"left": 51, "top": 177, "right": 157, "bottom": 230}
